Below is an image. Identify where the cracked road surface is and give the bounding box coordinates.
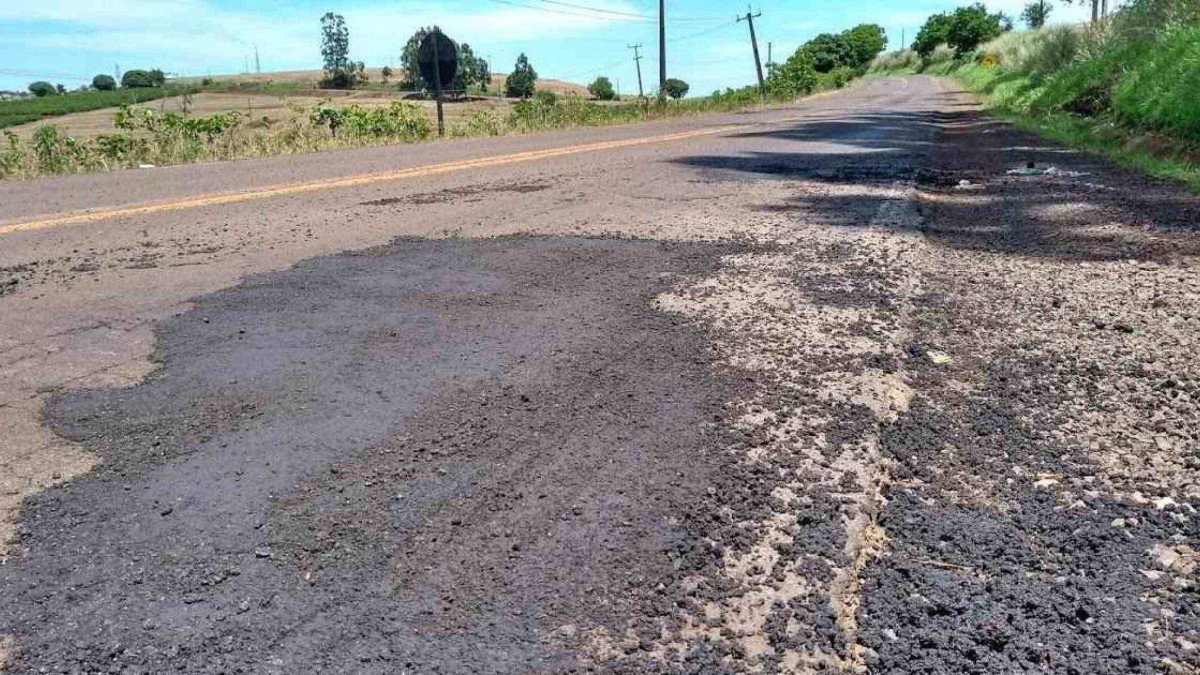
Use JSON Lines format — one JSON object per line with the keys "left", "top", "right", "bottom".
{"left": 1, "top": 75, "right": 1199, "bottom": 673}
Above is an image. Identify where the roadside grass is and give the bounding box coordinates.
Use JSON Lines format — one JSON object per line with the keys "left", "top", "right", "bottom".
{"left": 0, "top": 71, "right": 863, "bottom": 181}
{"left": 0, "top": 87, "right": 199, "bottom": 129}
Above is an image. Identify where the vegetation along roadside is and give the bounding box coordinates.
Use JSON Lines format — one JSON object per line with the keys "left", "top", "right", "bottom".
{"left": 0, "top": 17, "right": 887, "bottom": 180}
{"left": 870, "top": 0, "right": 1200, "bottom": 189}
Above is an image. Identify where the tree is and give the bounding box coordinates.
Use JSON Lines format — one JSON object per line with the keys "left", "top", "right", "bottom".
{"left": 454, "top": 43, "right": 491, "bottom": 93}
{"left": 589, "top": 76, "right": 616, "bottom": 100}
{"left": 803, "top": 33, "right": 851, "bottom": 73}
{"left": 381, "top": 66, "right": 392, "bottom": 83}
{"left": 505, "top": 53, "right": 537, "bottom": 98}
{"left": 121, "top": 69, "right": 160, "bottom": 88}
{"left": 28, "top": 81, "right": 56, "bottom": 97}
{"left": 767, "top": 48, "right": 817, "bottom": 98}
{"left": 1021, "top": 0, "right": 1052, "bottom": 28}
{"left": 400, "top": 27, "right": 432, "bottom": 89}
{"left": 663, "top": 78, "right": 689, "bottom": 99}
{"left": 320, "top": 12, "right": 355, "bottom": 88}
{"left": 913, "top": 12, "right": 954, "bottom": 58}
{"left": 841, "top": 24, "right": 887, "bottom": 69}
{"left": 92, "top": 74, "right": 117, "bottom": 91}
{"left": 401, "top": 28, "right": 488, "bottom": 93}
{"left": 946, "top": 3, "right": 1007, "bottom": 56}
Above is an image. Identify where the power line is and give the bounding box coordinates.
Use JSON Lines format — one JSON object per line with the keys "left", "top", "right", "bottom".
{"left": 489, "top": 0, "right": 724, "bottom": 23}
{"left": 488, "top": 0, "right": 644, "bottom": 21}
{"left": 668, "top": 20, "right": 735, "bottom": 43}
{"left": 534, "top": 0, "right": 649, "bottom": 19}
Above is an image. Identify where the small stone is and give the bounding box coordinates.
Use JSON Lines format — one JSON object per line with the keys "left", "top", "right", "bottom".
{"left": 926, "top": 350, "right": 953, "bottom": 366}
{"left": 255, "top": 547, "right": 272, "bottom": 559}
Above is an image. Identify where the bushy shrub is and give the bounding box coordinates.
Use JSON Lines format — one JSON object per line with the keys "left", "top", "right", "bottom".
{"left": 663, "top": 78, "right": 689, "bottom": 99}
{"left": 767, "top": 49, "right": 817, "bottom": 97}
{"left": 121, "top": 69, "right": 164, "bottom": 88}
{"left": 28, "top": 81, "right": 56, "bottom": 97}
{"left": 802, "top": 24, "right": 887, "bottom": 73}
{"left": 818, "top": 66, "right": 856, "bottom": 89}
{"left": 869, "top": 49, "right": 920, "bottom": 72}
{"left": 946, "top": 3, "right": 1007, "bottom": 56}
{"left": 588, "top": 76, "right": 616, "bottom": 101}
{"left": 311, "top": 102, "right": 432, "bottom": 139}
{"left": 92, "top": 74, "right": 117, "bottom": 91}
{"left": 805, "top": 33, "right": 852, "bottom": 73}
{"left": 319, "top": 68, "right": 357, "bottom": 89}
{"left": 534, "top": 90, "right": 557, "bottom": 105}
{"left": 925, "top": 44, "right": 957, "bottom": 68}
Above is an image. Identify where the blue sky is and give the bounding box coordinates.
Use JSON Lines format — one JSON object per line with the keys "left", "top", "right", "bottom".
{"left": 0, "top": 0, "right": 1091, "bottom": 95}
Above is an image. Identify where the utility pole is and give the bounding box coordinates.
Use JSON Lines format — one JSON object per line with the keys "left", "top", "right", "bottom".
{"left": 432, "top": 27, "right": 446, "bottom": 137}
{"left": 767, "top": 41, "right": 773, "bottom": 70}
{"left": 737, "top": 7, "right": 765, "bottom": 97}
{"left": 658, "top": 0, "right": 666, "bottom": 98}
{"left": 901, "top": 28, "right": 906, "bottom": 50}
{"left": 628, "top": 43, "right": 645, "bottom": 98}
{"left": 254, "top": 45, "right": 261, "bottom": 74}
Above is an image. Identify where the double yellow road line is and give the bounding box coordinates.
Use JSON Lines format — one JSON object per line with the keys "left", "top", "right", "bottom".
{"left": 0, "top": 122, "right": 751, "bottom": 237}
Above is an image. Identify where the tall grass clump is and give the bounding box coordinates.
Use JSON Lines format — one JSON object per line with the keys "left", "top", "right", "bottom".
{"left": 869, "top": 50, "right": 920, "bottom": 73}
{"left": 980, "top": 26, "right": 1081, "bottom": 76}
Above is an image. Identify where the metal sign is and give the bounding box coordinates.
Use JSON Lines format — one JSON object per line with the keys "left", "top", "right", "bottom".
{"left": 417, "top": 30, "right": 458, "bottom": 90}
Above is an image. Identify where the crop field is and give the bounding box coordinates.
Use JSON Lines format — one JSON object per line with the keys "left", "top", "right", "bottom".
{"left": 0, "top": 87, "right": 197, "bottom": 129}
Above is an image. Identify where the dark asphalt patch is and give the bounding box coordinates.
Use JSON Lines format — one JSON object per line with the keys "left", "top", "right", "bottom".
{"left": 1, "top": 235, "right": 758, "bottom": 673}
{"left": 361, "top": 180, "right": 552, "bottom": 207}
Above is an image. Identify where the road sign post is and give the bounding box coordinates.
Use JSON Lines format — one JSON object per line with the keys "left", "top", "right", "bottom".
{"left": 418, "top": 28, "right": 458, "bottom": 137}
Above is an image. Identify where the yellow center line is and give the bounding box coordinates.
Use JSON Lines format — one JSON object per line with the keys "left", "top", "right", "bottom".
{"left": 0, "top": 121, "right": 765, "bottom": 236}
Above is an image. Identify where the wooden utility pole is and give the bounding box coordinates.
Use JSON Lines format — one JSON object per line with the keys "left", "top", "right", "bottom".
{"left": 658, "top": 0, "right": 666, "bottom": 98}
{"left": 737, "top": 7, "right": 765, "bottom": 96}
{"left": 628, "top": 43, "right": 645, "bottom": 98}
{"left": 432, "top": 27, "right": 446, "bottom": 137}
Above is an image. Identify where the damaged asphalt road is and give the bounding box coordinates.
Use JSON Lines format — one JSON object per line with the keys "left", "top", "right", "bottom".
{"left": 1, "top": 75, "right": 1199, "bottom": 672}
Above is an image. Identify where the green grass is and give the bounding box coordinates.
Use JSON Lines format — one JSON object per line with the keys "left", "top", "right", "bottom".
{"left": 0, "top": 87, "right": 198, "bottom": 129}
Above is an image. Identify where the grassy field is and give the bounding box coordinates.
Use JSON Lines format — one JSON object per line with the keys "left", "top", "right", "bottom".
{"left": 0, "top": 87, "right": 198, "bottom": 129}
{"left": 2, "top": 70, "right": 592, "bottom": 140}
